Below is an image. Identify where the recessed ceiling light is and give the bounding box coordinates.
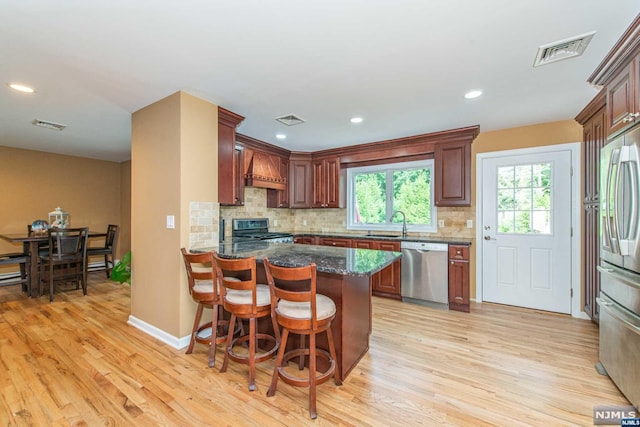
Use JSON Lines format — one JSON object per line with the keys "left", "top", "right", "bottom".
{"left": 350, "top": 117, "right": 363, "bottom": 124}
{"left": 8, "top": 83, "right": 35, "bottom": 93}
{"left": 276, "top": 133, "right": 286, "bottom": 140}
{"left": 464, "top": 90, "right": 482, "bottom": 99}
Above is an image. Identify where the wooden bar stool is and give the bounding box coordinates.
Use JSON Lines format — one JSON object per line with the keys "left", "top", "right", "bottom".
{"left": 181, "top": 249, "right": 233, "bottom": 368}
{"left": 214, "top": 253, "right": 279, "bottom": 391}
{"left": 263, "top": 259, "right": 342, "bottom": 419}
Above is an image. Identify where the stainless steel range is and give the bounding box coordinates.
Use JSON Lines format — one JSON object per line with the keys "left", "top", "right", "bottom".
{"left": 231, "top": 218, "right": 293, "bottom": 244}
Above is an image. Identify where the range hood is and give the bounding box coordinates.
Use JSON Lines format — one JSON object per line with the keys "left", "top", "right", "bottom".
{"left": 244, "top": 150, "right": 286, "bottom": 191}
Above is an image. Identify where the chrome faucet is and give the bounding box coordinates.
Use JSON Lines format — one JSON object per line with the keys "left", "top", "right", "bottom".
{"left": 392, "top": 210, "right": 407, "bottom": 238}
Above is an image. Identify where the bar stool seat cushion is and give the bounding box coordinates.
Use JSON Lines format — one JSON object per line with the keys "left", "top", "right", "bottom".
{"left": 277, "top": 294, "right": 336, "bottom": 320}
{"left": 225, "top": 284, "right": 270, "bottom": 306}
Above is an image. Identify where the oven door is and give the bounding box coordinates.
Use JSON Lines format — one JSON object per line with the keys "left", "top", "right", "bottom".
{"left": 597, "top": 291, "right": 640, "bottom": 409}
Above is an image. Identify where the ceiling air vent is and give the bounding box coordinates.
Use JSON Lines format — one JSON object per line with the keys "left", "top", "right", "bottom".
{"left": 275, "top": 114, "right": 305, "bottom": 126}
{"left": 533, "top": 31, "right": 596, "bottom": 67}
{"left": 32, "top": 119, "right": 67, "bottom": 131}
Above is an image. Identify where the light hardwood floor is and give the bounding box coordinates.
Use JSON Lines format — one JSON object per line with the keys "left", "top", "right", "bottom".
{"left": 0, "top": 273, "right": 629, "bottom": 426}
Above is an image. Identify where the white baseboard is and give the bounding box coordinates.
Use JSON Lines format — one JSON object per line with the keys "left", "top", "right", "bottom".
{"left": 127, "top": 315, "right": 191, "bottom": 350}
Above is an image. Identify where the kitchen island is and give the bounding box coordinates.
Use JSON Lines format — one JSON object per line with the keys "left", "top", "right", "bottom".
{"left": 203, "top": 241, "right": 401, "bottom": 381}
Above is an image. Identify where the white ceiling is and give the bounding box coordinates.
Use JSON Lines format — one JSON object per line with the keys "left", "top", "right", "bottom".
{"left": 2, "top": 1, "right": 639, "bottom": 162}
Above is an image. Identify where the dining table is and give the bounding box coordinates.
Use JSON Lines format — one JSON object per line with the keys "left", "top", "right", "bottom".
{"left": 0, "top": 230, "right": 106, "bottom": 298}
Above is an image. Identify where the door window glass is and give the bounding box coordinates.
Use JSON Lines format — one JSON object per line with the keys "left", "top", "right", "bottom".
{"left": 497, "top": 162, "right": 552, "bottom": 234}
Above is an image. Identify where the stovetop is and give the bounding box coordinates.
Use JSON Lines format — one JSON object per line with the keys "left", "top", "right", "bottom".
{"left": 231, "top": 218, "right": 292, "bottom": 242}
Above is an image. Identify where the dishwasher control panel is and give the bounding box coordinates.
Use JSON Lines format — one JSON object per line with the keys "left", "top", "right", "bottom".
{"left": 400, "top": 241, "right": 448, "bottom": 251}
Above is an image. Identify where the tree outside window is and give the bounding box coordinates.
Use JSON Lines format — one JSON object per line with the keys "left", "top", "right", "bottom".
{"left": 347, "top": 160, "right": 436, "bottom": 232}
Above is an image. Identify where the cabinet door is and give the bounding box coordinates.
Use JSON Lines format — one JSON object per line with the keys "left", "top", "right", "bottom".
{"left": 294, "top": 236, "right": 316, "bottom": 245}
{"left": 448, "top": 260, "right": 470, "bottom": 312}
{"left": 583, "top": 203, "right": 600, "bottom": 321}
{"left": 311, "top": 156, "right": 341, "bottom": 208}
{"left": 289, "top": 159, "right": 312, "bottom": 208}
{"left": 267, "top": 155, "right": 290, "bottom": 208}
{"left": 218, "top": 107, "right": 245, "bottom": 206}
{"left": 448, "top": 244, "right": 470, "bottom": 312}
{"left": 352, "top": 239, "right": 376, "bottom": 249}
{"left": 583, "top": 107, "right": 606, "bottom": 204}
{"left": 311, "top": 159, "right": 326, "bottom": 208}
{"left": 434, "top": 141, "right": 471, "bottom": 206}
{"left": 606, "top": 61, "right": 637, "bottom": 136}
{"left": 325, "top": 157, "right": 341, "bottom": 208}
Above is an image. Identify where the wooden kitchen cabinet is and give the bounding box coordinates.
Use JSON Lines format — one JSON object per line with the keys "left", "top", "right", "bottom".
{"left": 605, "top": 58, "right": 640, "bottom": 137}
{"left": 294, "top": 236, "right": 317, "bottom": 245}
{"left": 576, "top": 91, "right": 606, "bottom": 322}
{"left": 289, "top": 154, "right": 312, "bottom": 208}
{"left": 266, "top": 154, "right": 290, "bottom": 208}
{"left": 312, "top": 156, "right": 341, "bottom": 208}
{"left": 352, "top": 239, "right": 376, "bottom": 249}
{"left": 374, "top": 241, "right": 401, "bottom": 300}
{"left": 434, "top": 140, "right": 471, "bottom": 206}
{"left": 218, "top": 107, "right": 245, "bottom": 206}
{"left": 448, "top": 244, "right": 470, "bottom": 312}
{"left": 318, "top": 237, "right": 351, "bottom": 247}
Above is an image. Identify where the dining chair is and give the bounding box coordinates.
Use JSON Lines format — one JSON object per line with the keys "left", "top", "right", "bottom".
{"left": 87, "top": 224, "right": 119, "bottom": 278}
{"left": 39, "top": 227, "right": 89, "bottom": 302}
{"left": 214, "top": 253, "right": 279, "bottom": 391}
{"left": 0, "top": 252, "right": 30, "bottom": 291}
{"left": 263, "top": 259, "right": 342, "bottom": 419}
{"left": 181, "top": 248, "right": 236, "bottom": 368}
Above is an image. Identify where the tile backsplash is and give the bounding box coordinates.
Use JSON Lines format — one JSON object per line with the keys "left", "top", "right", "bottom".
{"left": 220, "top": 187, "right": 475, "bottom": 241}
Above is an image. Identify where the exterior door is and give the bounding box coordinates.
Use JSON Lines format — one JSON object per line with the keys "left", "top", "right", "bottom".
{"left": 481, "top": 150, "right": 572, "bottom": 313}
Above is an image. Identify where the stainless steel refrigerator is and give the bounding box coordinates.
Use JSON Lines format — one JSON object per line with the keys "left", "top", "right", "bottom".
{"left": 598, "top": 125, "right": 640, "bottom": 408}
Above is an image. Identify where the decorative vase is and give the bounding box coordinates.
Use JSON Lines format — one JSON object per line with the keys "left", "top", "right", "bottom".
{"left": 48, "top": 206, "right": 70, "bottom": 229}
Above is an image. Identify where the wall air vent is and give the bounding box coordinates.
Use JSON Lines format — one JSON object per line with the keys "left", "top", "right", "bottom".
{"left": 32, "top": 119, "right": 67, "bottom": 131}
{"left": 533, "top": 31, "right": 596, "bottom": 67}
{"left": 275, "top": 114, "right": 305, "bottom": 126}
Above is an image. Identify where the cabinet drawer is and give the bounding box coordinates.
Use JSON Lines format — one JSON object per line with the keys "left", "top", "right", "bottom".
{"left": 448, "top": 245, "right": 469, "bottom": 260}
{"left": 319, "top": 238, "right": 351, "bottom": 247}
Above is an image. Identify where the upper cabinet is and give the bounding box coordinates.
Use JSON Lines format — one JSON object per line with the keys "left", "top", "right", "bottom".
{"left": 288, "top": 153, "right": 313, "bottom": 208}
{"left": 312, "top": 156, "right": 341, "bottom": 208}
{"left": 588, "top": 15, "right": 640, "bottom": 138}
{"left": 266, "top": 154, "right": 290, "bottom": 208}
{"left": 218, "top": 107, "right": 245, "bottom": 206}
{"left": 434, "top": 140, "right": 471, "bottom": 206}
{"left": 605, "top": 59, "right": 639, "bottom": 136}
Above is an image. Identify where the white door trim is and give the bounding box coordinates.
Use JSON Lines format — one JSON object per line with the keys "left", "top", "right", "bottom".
{"left": 475, "top": 142, "right": 587, "bottom": 319}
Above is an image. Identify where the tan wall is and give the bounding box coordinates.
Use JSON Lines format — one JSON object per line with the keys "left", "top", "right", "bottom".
{"left": 131, "top": 91, "right": 218, "bottom": 339}
{"left": 0, "top": 146, "right": 123, "bottom": 273}
{"left": 470, "top": 119, "right": 583, "bottom": 300}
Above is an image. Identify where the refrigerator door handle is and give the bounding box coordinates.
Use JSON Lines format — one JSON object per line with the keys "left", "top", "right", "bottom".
{"left": 610, "top": 148, "right": 622, "bottom": 253}
{"left": 619, "top": 148, "right": 639, "bottom": 255}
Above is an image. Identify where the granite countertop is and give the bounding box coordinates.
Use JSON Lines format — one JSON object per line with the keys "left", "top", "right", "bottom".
{"left": 293, "top": 232, "right": 472, "bottom": 246}
{"left": 198, "top": 241, "right": 401, "bottom": 277}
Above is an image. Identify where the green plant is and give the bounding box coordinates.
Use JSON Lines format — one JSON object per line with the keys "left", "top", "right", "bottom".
{"left": 110, "top": 251, "right": 131, "bottom": 284}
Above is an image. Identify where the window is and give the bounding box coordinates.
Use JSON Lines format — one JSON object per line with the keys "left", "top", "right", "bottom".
{"left": 497, "top": 162, "right": 552, "bottom": 234}
{"left": 347, "top": 160, "right": 436, "bottom": 232}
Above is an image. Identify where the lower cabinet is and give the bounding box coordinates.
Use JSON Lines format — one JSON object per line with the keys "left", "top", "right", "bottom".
{"left": 293, "top": 236, "right": 317, "bottom": 245}
{"left": 448, "top": 245, "right": 470, "bottom": 312}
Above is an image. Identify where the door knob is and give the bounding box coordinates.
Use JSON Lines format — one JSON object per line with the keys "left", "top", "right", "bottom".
{"left": 484, "top": 235, "right": 493, "bottom": 240}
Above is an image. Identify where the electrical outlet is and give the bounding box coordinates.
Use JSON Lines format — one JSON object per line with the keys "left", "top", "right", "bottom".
{"left": 303, "top": 220, "right": 307, "bottom": 226}
{"left": 166, "top": 215, "right": 175, "bottom": 229}
{"left": 467, "top": 219, "right": 473, "bottom": 228}
{"left": 438, "top": 219, "right": 445, "bottom": 228}
{"left": 273, "top": 219, "right": 278, "bottom": 226}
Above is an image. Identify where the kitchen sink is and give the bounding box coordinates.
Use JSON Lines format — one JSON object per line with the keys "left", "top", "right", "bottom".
{"left": 365, "top": 234, "right": 400, "bottom": 238}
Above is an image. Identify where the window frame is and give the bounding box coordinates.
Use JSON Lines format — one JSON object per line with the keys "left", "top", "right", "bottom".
{"left": 346, "top": 159, "right": 437, "bottom": 233}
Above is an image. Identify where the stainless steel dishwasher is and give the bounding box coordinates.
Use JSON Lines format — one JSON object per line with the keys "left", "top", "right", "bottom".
{"left": 400, "top": 241, "right": 449, "bottom": 308}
